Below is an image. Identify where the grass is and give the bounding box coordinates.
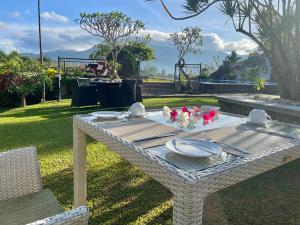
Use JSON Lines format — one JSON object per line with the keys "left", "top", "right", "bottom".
{"left": 1, "top": 97, "right": 300, "bottom": 224}
{"left": 143, "top": 78, "right": 172, "bottom": 83}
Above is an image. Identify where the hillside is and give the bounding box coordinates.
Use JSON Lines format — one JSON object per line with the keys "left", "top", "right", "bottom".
{"left": 22, "top": 43, "right": 228, "bottom": 73}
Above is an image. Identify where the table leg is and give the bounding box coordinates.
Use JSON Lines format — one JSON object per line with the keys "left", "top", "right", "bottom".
{"left": 73, "top": 126, "right": 87, "bottom": 207}
{"left": 172, "top": 192, "right": 205, "bottom": 225}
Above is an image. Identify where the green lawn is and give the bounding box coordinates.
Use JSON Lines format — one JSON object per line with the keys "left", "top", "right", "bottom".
{"left": 143, "top": 78, "right": 173, "bottom": 83}
{"left": 1, "top": 98, "right": 300, "bottom": 225}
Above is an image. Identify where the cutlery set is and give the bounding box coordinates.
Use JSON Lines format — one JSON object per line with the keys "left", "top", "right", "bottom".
{"left": 133, "top": 133, "right": 249, "bottom": 157}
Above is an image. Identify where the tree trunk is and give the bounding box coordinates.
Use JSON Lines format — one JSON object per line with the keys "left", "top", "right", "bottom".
{"left": 271, "top": 60, "right": 300, "bottom": 100}
{"left": 41, "top": 81, "right": 45, "bottom": 102}
{"left": 266, "top": 44, "right": 300, "bottom": 100}
{"left": 21, "top": 94, "right": 26, "bottom": 107}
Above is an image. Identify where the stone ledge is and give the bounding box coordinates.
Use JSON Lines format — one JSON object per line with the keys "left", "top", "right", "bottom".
{"left": 217, "top": 94, "right": 300, "bottom": 124}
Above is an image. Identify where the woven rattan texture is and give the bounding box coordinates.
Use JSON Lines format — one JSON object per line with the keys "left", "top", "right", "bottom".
{"left": 0, "top": 147, "right": 89, "bottom": 225}
{"left": 0, "top": 147, "right": 42, "bottom": 201}
{"left": 0, "top": 189, "right": 64, "bottom": 225}
{"left": 74, "top": 115, "right": 300, "bottom": 225}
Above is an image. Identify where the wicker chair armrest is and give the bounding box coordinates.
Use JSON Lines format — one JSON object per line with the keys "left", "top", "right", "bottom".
{"left": 0, "top": 147, "right": 43, "bottom": 201}
{"left": 27, "top": 206, "right": 89, "bottom": 225}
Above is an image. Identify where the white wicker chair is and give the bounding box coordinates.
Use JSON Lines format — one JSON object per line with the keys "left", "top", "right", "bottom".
{"left": 0, "top": 147, "right": 89, "bottom": 225}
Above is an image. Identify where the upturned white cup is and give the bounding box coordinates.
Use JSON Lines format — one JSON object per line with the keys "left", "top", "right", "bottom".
{"left": 249, "top": 109, "right": 271, "bottom": 124}
{"left": 129, "top": 102, "right": 145, "bottom": 117}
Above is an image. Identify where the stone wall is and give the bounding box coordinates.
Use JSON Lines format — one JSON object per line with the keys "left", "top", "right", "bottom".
{"left": 218, "top": 96, "right": 300, "bottom": 124}
{"left": 198, "top": 82, "right": 278, "bottom": 95}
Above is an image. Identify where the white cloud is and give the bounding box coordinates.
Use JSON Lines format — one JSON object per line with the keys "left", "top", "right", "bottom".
{"left": 41, "top": 11, "right": 69, "bottom": 23}
{"left": 0, "top": 22, "right": 257, "bottom": 55}
{"left": 1, "top": 23, "right": 96, "bottom": 53}
{"left": 202, "top": 33, "right": 225, "bottom": 51}
{"left": 224, "top": 38, "right": 257, "bottom": 55}
{"left": 10, "top": 11, "right": 21, "bottom": 18}
{"left": 0, "top": 38, "right": 18, "bottom": 53}
{"left": 201, "top": 33, "right": 257, "bottom": 55}
{"left": 140, "top": 29, "right": 169, "bottom": 42}
{"left": 0, "top": 21, "right": 6, "bottom": 30}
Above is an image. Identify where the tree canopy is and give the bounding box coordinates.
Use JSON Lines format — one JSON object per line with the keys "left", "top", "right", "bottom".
{"left": 0, "top": 52, "right": 51, "bottom": 106}
{"left": 77, "top": 11, "right": 146, "bottom": 78}
{"left": 150, "top": 0, "right": 300, "bottom": 99}
{"left": 169, "top": 26, "right": 203, "bottom": 61}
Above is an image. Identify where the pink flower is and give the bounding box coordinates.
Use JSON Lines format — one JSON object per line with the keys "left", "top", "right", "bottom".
{"left": 202, "top": 110, "right": 217, "bottom": 125}
{"left": 193, "top": 106, "right": 201, "bottom": 113}
{"left": 170, "top": 109, "right": 178, "bottom": 122}
{"left": 209, "top": 110, "right": 216, "bottom": 118}
{"left": 181, "top": 106, "right": 191, "bottom": 116}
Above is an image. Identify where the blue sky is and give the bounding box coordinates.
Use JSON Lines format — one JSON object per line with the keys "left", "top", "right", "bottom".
{"left": 0, "top": 0, "right": 257, "bottom": 54}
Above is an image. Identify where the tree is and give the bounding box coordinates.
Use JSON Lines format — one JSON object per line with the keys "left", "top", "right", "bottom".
{"left": 0, "top": 54, "right": 49, "bottom": 107}
{"left": 150, "top": 0, "right": 300, "bottom": 100}
{"left": 141, "top": 65, "right": 159, "bottom": 77}
{"left": 89, "top": 44, "right": 110, "bottom": 59}
{"left": 90, "top": 41, "right": 155, "bottom": 78}
{"left": 170, "top": 26, "right": 203, "bottom": 91}
{"left": 170, "top": 26, "right": 203, "bottom": 61}
{"left": 0, "top": 50, "right": 6, "bottom": 62}
{"left": 90, "top": 41, "right": 155, "bottom": 62}
{"left": 124, "top": 41, "right": 155, "bottom": 62}
{"left": 77, "top": 11, "right": 145, "bottom": 79}
{"left": 37, "top": 0, "right": 46, "bottom": 102}
{"left": 226, "top": 50, "right": 241, "bottom": 63}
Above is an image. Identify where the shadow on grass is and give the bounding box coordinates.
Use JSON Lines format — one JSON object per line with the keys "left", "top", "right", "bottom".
{"left": 0, "top": 105, "right": 99, "bottom": 120}
{"left": 44, "top": 160, "right": 173, "bottom": 225}
{"left": 0, "top": 105, "right": 131, "bottom": 119}
{"left": 43, "top": 143, "right": 300, "bottom": 225}
{"left": 0, "top": 115, "right": 75, "bottom": 155}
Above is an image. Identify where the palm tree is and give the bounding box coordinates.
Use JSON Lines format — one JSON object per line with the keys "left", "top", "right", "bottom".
{"left": 38, "top": 0, "right": 45, "bottom": 102}
{"left": 226, "top": 51, "right": 241, "bottom": 64}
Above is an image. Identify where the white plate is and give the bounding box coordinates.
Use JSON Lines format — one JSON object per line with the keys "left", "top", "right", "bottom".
{"left": 90, "top": 111, "right": 121, "bottom": 119}
{"left": 165, "top": 138, "right": 222, "bottom": 158}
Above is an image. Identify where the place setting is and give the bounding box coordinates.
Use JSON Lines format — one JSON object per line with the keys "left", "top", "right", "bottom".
{"left": 244, "top": 109, "right": 297, "bottom": 139}
{"left": 125, "top": 105, "right": 252, "bottom": 172}
{"left": 88, "top": 102, "right": 146, "bottom": 123}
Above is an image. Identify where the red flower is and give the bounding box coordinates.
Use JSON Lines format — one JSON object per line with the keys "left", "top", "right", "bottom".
{"left": 170, "top": 109, "right": 178, "bottom": 121}
{"left": 202, "top": 110, "right": 217, "bottom": 125}
{"left": 181, "top": 106, "right": 191, "bottom": 116}
{"left": 181, "top": 106, "right": 188, "bottom": 112}
{"left": 209, "top": 110, "right": 216, "bottom": 118}
{"left": 202, "top": 113, "right": 211, "bottom": 120}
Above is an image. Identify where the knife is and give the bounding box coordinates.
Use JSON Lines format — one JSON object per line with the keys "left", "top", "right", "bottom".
{"left": 133, "top": 133, "right": 176, "bottom": 142}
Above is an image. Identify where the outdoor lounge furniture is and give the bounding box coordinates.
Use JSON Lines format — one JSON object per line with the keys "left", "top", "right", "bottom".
{"left": 71, "top": 78, "right": 99, "bottom": 107}
{"left": 73, "top": 112, "right": 300, "bottom": 225}
{"left": 91, "top": 79, "right": 139, "bottom": 108}
{"left": 136, "top": 79, "right": 143, "bottom": 102}
{"left": 0, "top": 147, "right": 89, "bottom": 225}
{"left": 93, "top": 81, "right": 122, "bottom": 108}
{"left": 108, "top": 79, "right": 137, "bottom": 107}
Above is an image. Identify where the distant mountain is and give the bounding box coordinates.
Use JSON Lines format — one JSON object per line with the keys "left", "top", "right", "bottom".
{"left": 21, "top": 47, "right": 96, "bottom": 61}
{"left": 21, "top": 43, "right": 229, "bottom": 73}
{"left": 142, "top": 43, "right": 228, "bottom": 74}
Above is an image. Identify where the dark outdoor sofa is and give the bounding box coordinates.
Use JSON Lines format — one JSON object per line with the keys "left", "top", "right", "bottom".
{"left": 71, "top": 78, "right": 99, "bottom": 107}
{"left": 71, "top": 78, "right": 143, "bottom": 108}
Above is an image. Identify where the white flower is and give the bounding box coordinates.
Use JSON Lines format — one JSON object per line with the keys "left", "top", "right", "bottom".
{"left": 179, "top": 111, "right": 190, "bottom": 127}
{"left": 180, "top": 111, "right": 190, "bottom": 121}
{"left": 163, "top": 106, "right": 171, "bottom": 119}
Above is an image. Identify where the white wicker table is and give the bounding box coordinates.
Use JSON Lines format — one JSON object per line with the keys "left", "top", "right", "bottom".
{"left": 73, "top": 112, "right": 300, "bottom": 225}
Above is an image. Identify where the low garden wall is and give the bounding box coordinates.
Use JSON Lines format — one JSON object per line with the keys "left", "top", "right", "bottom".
{"left": 175, "top": 81, "right": 278, "bottom": 95}
{"left": 218, "top": 94, "right": 300, "bottom": 124}
{"left": 198, "top": 82, "right": 278, "bottom": 95}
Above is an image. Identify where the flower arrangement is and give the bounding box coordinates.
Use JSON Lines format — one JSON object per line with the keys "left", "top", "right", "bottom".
{"left": 163, "top": 105, "right": 219, "bottom": 129}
